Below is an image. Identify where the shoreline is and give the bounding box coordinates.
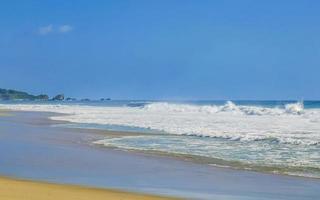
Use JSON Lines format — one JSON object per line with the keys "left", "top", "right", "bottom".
{"left": 2, "top": 109, "right": 320, "bottom": 180}
{"left": 0, "top": 176, "right": 178, "bottom": 200}
{"left": 1, "top": 110, "right": 320, "bottom": 199}
{"left": 93, "top": 143, "right": 320, "bottom": 180}
{"left": 42, "top": 111, "right": 320, "bottom": 180}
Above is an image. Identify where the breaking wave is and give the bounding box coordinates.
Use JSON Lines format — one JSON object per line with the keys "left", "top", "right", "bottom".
{"left": 142, "top": 101, "right": 305, "bottom": 116}
{"left": 1, "top": 101, "right": 320, "bottom": 178}
{"left": 0, "top": 101, "right": 319, "bottom": 145}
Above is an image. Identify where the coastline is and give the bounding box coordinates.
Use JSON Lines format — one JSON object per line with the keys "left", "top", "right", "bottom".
{"left": 43, "top": 110, "right": 320, "bottom": 179}
{"left": 93, "top": 143, "right": 320, "bottom": 180}
{"left": 0, "top": 109, "right": 320, "bottom": 180}
{"left": 6, "top": 109, "right": 312, "bottom": 179}
{"left": 2, "top": 101, "right": 319, "bottom": 179}
{"left": 0, "top": 176, "right": 178, "bottom": 200}
{"left": 1, "top": 110, "right": 320, "bottom": 199}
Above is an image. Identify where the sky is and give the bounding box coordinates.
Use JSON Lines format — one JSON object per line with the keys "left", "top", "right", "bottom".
{"left": 0, "top": 0, "right": 320, "bottom": 100}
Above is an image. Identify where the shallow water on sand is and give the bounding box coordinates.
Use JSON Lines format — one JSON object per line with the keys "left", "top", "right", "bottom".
{"left": 0, "top": 111, "right": 320, "bottom": 199}
{"left": 1, "top": 100, "right": 320, "bottom": 178}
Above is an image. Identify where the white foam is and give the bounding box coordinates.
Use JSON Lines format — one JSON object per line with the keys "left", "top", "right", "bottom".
{"left": 285, "top": 101, "right": 304, "bottom": 114}
{"left": 1, "top": 101, "right": 320, "bottom": 145}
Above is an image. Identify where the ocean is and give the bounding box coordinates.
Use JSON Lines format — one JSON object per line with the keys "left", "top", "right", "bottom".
{"left": 1, "top": 100, "right": 320, "bottom": 178}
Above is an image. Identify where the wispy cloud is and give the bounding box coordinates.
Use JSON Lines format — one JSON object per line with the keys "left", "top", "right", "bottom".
{"left": 38, "top": 24, "right": 53, "bottom": 35}
{"left": 58, "top": 25, "right": 73, "bottom": 33}
{"left": 37, "top": 24, "right": 73, "bottom": 35}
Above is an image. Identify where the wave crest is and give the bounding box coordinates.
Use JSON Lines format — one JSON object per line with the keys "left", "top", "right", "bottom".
{"left": 285, "top": 101, "right": 304, "bottom": 114}
{"left": 0, "top": 101, "right": 318, "bottom": 146}
{"left": 143, "top": 101, "right": 304, "bottom": 116}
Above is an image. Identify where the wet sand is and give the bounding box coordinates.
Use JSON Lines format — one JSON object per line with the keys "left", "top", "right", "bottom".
{"left": 0, "top": 111, "right": 320, "bottom": 199}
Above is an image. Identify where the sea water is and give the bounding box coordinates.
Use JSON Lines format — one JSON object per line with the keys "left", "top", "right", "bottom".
{"left": 1, "top": 100, "right": 320, "bottom": 178}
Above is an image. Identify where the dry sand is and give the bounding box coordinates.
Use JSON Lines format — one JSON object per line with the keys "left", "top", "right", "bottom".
{"left": 0, "top": 177, "right": 179, "bottom": 200}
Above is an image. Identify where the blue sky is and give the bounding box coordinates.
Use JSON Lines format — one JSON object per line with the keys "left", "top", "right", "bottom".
{"left": 1, "top": 0, "right": 319, "bottom": 100}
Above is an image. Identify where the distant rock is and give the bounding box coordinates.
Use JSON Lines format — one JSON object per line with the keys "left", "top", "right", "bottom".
{"left": 81, "top": 98, "right": 90, "bottom": 101}
{"left": 66, "top": 97, "right": 77, "bottom": 101}
{"left": 36, "top": 94, "right": 49, "bottom": 100}
{"left": 52, "top": 94, "right": 64, "bottom": 101}
{"left": 100, "top": 98, "right": 111, "bottom": 101}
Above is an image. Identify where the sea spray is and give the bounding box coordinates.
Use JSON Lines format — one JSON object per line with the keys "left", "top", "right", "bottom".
{"left": 1, "top": 101, "right": 319, "bottom": 178}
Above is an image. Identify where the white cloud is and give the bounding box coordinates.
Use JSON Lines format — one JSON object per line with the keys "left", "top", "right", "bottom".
{"left": 37, "top": 24, "right": 73, "bottom": 36}
{"left": 58, "top": 25, "right": 73, "bottom": 33}
{"left": 38, "top": 24, "right": 53, "bottom": 35}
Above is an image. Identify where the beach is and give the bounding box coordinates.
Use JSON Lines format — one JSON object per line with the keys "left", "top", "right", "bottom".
{"left": 2, "top": 1, "right": 320, "bottom": 199}
{"left": 0, "top": 176, "right": 176, "bottom": 200}
{"left": 0, "top": 108, "right": 319, "bottom": 199}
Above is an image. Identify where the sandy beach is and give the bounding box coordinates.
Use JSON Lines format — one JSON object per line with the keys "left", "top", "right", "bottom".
{"left": 0, "top": 110, "right": 320, "bottom": 199}
{"left": 2, "top": 1, "right": 320, "bottom": 199}
{"left": 0, "top": 176, "right": 177, "bottom": 200}
{"left": 0, "top": 110, "right": 177, "bottom": 200}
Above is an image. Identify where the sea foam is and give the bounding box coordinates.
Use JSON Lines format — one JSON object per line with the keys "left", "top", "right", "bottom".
{"left": 1, "top": 101, "right": 319, "bottom": 146}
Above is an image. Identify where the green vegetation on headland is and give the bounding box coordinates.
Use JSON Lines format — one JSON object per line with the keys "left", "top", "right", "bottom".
{"left": 0, "top": 88, "right": 111, "bottom": 101}
{"left": 0, "top": 88, "right": 49, "bottom": 101}
{"left": 0, "top": 88, "right": 63, "bottom": 101}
